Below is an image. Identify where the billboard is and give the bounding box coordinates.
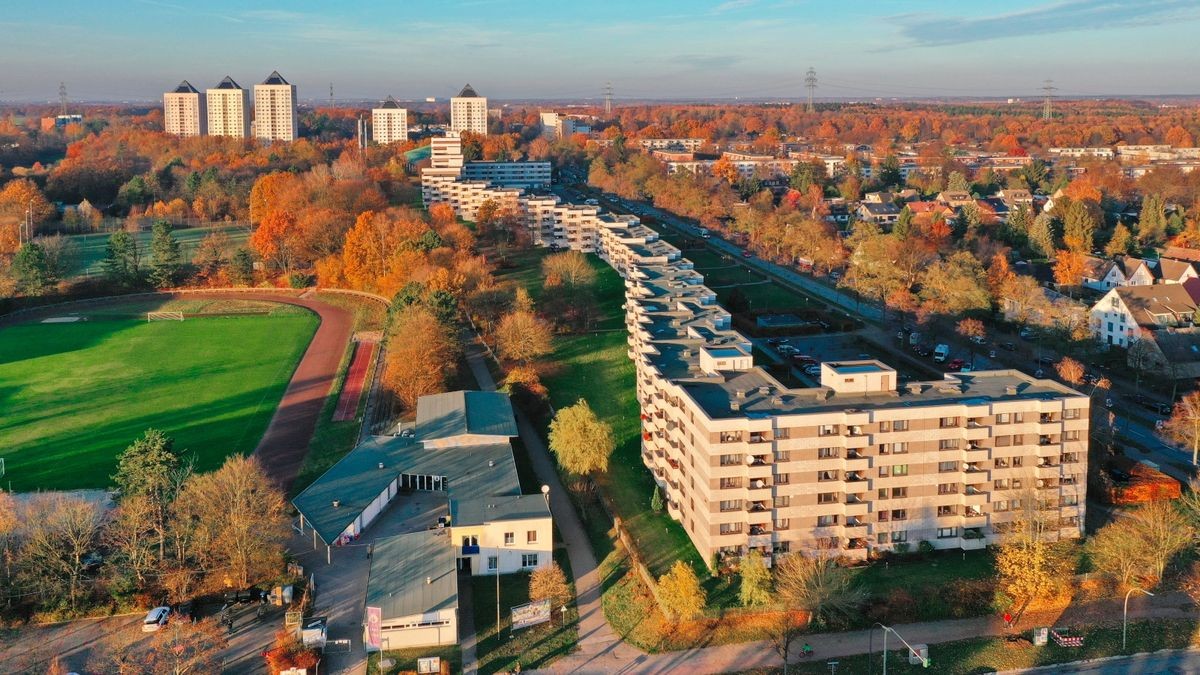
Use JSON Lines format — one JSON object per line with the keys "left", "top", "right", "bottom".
{"left": 510, "top": 599, "right": 551, "bottom": 630}
{"left": 365, "top": 606, "right": 382, "bottom": 649}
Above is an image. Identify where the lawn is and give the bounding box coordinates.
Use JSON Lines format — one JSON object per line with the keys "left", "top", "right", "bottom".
{"left": 65, "top": 224, "right": 251, "bottom": 278}
{"left": 367, "top": 644, "right": 461, "bottom": 675}
{"left": 0, "top": 309, "right": 317, "bottom": 491}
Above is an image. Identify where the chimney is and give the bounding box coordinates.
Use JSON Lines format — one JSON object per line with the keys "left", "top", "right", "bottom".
{"left": 906, "top": 383, "right": 924, "bottom": 395}
{"left": 426, "top": 576, "right": 432, "bottom": 585}
{"left": 730, "top": 400, "right": 741, "bottom": 412}
{"left": 332, "top": 500, "right": 340, "bottom": 508}
{"left": 378, "top": 462, "right": 385, "bottom": 470}
{"left": 1005, "top": 384, "right": 1019, "bottom": 395}
{"left": 736, "top": 388, "right": 746, "bottom": 399}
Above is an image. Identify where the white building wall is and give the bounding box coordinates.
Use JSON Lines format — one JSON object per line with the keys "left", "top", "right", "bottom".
{"left": 450, "top": 97, "right": 488, "bottom": 135}
{"left": 164, "top": 92, "right": 206, "bottom": 137}
{"left": 372, "top": 108, "right": 409, "bottom": 145}
{"left": 206, "top": 88, "right": 251, "bottom": 138}
{"left": 253, "top": 84, "right": 298, "bottom": 142}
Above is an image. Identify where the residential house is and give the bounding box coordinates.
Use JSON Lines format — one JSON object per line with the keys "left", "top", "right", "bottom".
{"left": 856, "top": 201, "right": 900, "bottom": 226}
{"left": 1156, "top": 258, "right": 1199, "bottom": 285}
{"left": 997, "top": 189, "right": 1034, "bottom": 210}
{"left": 1080, "top": 256, "right": 1156, "bottom": 292}
{"left": 936, "top": 190, "right": 975, "bottom": 209}
{"left": 1090, "top": 285, "right": 1198, "bottom": 347}
{"left": 1130, "top": 328, "right": 1200, "bottom": 381}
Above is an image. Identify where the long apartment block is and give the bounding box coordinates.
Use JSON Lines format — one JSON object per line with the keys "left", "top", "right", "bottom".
{"left": 422, "top": 159, "right": 1089, "bottom": 566}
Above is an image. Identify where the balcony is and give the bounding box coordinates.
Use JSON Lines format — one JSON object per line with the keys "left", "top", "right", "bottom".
{"left": 461, "top": 545, "right": 480, "bottom": 555}
{"left": 845, "top": 493, "right": 865, "bottom": 505}
{"left": 748, "top": 455, "right": 770, "bottom": 466}
{"left": 845, "top": 517, "right": 866, "bottom": 528}
{"left": 748, "top": 478, "right": 771, "bottom": 491}
{"left": 845, "top": 471, "right": 867, "bottom": 482}
{"left": 846, "top": 449, "right": 865, "bottom": 460}
{"left": 967, "top": 418, "right": 985, "bottom": 428}
{"left": 748, "top": 434, "right": 770, "bottom": 444}
{"left": 747, "top": 501, "right": 768, "bottom": 513}
{"left": 748, "top": 533, "right": 773, "bottom": 549}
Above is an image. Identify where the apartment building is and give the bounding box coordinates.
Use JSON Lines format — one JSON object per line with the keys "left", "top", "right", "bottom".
{"left": 371, "top": 96, "right": 408, "bottom": 145}
{"left": 423, "top": 153, "right": 1089, "bottom": 567}
{"left": 462, "top": 160, "right": 552, "bottom": 188}
{"left": 638, "top": 138, "right": 705, "bottom": 152}
{"left": 450, "top": 84, "right": 488, "bottom": 136}
{"left": 252, "top": 71, "right": 298, "bottom": 142}
{"left": 163, "top": 80, "right": 206, "bottom": 137}
{"left": 206, "top": 76, "right": 251, "bottom": 138}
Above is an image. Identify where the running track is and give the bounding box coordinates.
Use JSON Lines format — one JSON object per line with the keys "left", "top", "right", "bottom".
{"left": 332, "top": 340, "right": 376, "bottom": 421}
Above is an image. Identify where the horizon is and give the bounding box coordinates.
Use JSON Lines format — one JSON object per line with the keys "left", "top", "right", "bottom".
{"left": 2, "top": 0, "right": 1198, "bottom": 103}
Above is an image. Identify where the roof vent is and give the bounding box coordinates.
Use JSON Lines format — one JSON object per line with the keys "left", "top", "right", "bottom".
{"left": 771, "top": 396, "right": 783, "bottom": 406}
{"left": 906, "top": 383, "right": 924, "bottom": 395}
{"left": 758, "top": 386, "right": 771, "bottom": 396}
{"left": 1005, "top": 385, "right": 1019, "bottom": 395}
{"left": 488, "top": 460, "right": 495, "bottom": 467}
{"left": 426, "top": 576, "right": 432, "bottom": 585}
{"left": 378, "top": 462, "right": 385, "bottom": 470}
{"left": 730, "top": 400, "right": 741, "bottom": 412}
{"left": 332, "top": 500, "right": 340, "bottom": 508}
{"left": 736, "top": 388, "right": 746, "bottom": 398}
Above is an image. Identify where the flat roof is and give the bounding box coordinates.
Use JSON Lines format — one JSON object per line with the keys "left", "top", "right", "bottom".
{"left": 451, "top": 494, "right": 551, "bottom": 527}
{"left": 827, "top": 361, "right": 890, "bottom": 374}
{"left": 416, "top": 390, "right": 518, "bottom": 441}
{"left": 365, "top": 530, "right": 457, "bottom": 620}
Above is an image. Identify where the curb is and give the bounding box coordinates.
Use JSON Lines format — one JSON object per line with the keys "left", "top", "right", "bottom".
{"left": 995, "top": 645, "right": 1200, "bottom": 674}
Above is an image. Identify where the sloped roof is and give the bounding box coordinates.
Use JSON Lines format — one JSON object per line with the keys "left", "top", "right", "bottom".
{"left": 1146, "top": 328, "right": 1200, "bottom": 378}
{"left": 213, "top": 76, "right": 243, "bottom": 90}
{"left": 1158, "top": 258, "right": 1197, "bottom": 282}
{"left": 261, "top": 70, "right": 289, "bottom": 85}
{"left": 1162, "top": 246, "right": 1200, "bottom": 263}
{"left": 1112, "top": 284, "right": 1197, "bottom": 327}
{"left": 456, "top": 84, "right": 481, "bottom": 98}
{"left": 1082, "top": 255, "right": 1116, "bottom": 281}
{"left": 416, "top": 390, "right": 518, "bottom": 441}
{"left": 171, "top": 80, "right": 199, "bottom": 94}
{"left": 365, "top": 530, "right": 457, "bottom": 620}
{"left": 379, "top": 95, "right": 401, "bottom": 109}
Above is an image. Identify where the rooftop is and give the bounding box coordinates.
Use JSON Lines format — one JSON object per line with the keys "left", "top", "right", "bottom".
{"left": 171, "top": 80, "right": 199, "bottom": 94}
{"left": 456, "top": 84, "right": 481, "bottom": 98}
{"left": 261, "top": 70, "right": 290, "bottom": 86}
{"left": 365, "top": 530, "right": 457, "bottom": 620}
{"left": 213, "top": 76, "right": 242, "bottom": 90}
{"left": 378, "top": 95, "right": 401, "bottom": 109}
{"left": 451, "top": 494, "right": 551, "bottom": 527}
{"left": 415, "top": 390, "right": 518, "bottom": 441}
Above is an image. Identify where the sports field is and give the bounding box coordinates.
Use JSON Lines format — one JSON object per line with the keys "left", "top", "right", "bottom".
{"left": 0, "top": 308, "right": 318, "bottom": 491}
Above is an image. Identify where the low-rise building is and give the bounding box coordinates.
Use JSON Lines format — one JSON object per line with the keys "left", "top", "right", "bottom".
{"left": 1090, "top": 284, "right": 1198, "bottom": 347}
{"left": 856, "top": 201, "right": 901, "bottom": 226}
{"left": 365, "top": 530, "right": 458, "bottom": 649}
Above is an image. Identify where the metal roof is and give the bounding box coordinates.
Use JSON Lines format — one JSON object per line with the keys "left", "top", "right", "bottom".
{"left": 456, "top": 84, "right": 481, "bottom": 98}
{"left": 415, "top": 390, "right": 518, "bottom": 441}
{"left": 213, "top": 76, "right": 243, "bottom": 90}
{"left": 451, "top": 494, "right": 550, "bottom": 527}
{"left": 365, "top": 530, "right": 457, "bottom": 620}
{"left": 379, "top": 95, "right": 401, "bottom": 109}
{"left": 261, "top": 70, "right": 290, "bottom": 86}
{"left": 171, "top": 80, "right": 199, "bottom": 94}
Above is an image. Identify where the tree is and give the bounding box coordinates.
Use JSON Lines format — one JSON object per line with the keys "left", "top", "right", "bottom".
{"left": 113, "top": 429, "right": 184, "bottom": 561}
{"left": 193, "top": 230, "right": 230, "bottom": 281}
{"left": 172, "top": 455, "right": 289, "bottom": 590}
{"left": 529, "top": 561, "right": 571, "bottom": 611}
{"left": 947, "top": 171, "right": 970, "bottom": 193}
{"left": 548, "top": 399, "right": 614, "bottom": 477}
{"left": 1138, "top": 193, "right": 1168, "bottom": 247}
{"left": 11, "top": 241, "right": 53, "bottom": 294}
{"left": 383, "top": 305, "right": 460, "bottom": 409}
{"left": 1028, "top": 213, "right": 1057, "bottom": 259}
{"left": 229, "top": 248, "right": 254, "bottom": 286}
{"left": 739, "top": 549, "right": 772, "bottom": 608}
{"left": 1164, "top": 391, "right": 1200, "bottom": 466}
{"left": 1053, "top": 249, "right": 1086, "bottom": 293}
{"left": 711, "top": 156, "right": 739, "bottom": 184}
{"left": 650, "top": 486, "right": 664, "bottom": 513}
{"left": 994, "top": 498, "right": 1073, "bottom": 619}
{"left": 657, "top": 560, "right": 706, "bottom": 622}
{"left": 542, "top": 250, "right": 596, "bottom": 288}
{"left": 1062, "top": 200, "right": 1097, "bottom": 254}
{"left": 148, "top": 220, "right": 183, "bottom": 288}
{"left": 918, "top": 251, "right": 991, "bottom": 315}
{"left": 0, "top": 178, "right": 54, "bottom": 231}
{"left": 495, "top": 310, "right": 554, "bottom": 364}
{"left": 104, "top": 494, "right": 161, "bottom": 587}
{"left": 1055, "top": 356, "right": 1085, "bottom": 386}
{"left": 17, "top": 494, "right": 105, "bottom": 609}
{"left": 1131, "top": 500, "right": 1194, "bottom": 582}
{"left": 774, "top": 550, "right": 865, "bottom": 629}
{"left": 102, "top": 230, "right": 141, "bottom": 286}
{"left": 141, "top": 618, "right": 228, "bottom": 675}
{"left": 1105, "top": 223, "right": 1134, "bottom": 257}
{"left": 250, "top": 210, "right": 300, "bottom": 272}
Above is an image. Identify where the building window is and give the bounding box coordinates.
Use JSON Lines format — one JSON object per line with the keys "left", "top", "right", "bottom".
{"left": 893, "top": 420, "right": 909, "bottom": 431}
{"left": 720, "top": 453, "right": 742, "bottom": 466}
{"left": 817, "top": 514, "right": 838, "bottom": 527}
{"left": 939, "top": 439, "right": 959, "bottom": 450}
{"left": 504, "top": 532, "right": 515, "bottom": 546}
{"left": 1012, "top": 434, "right": 1024, "bottom": 446}
{"left": 720, "top": 477, "right": 742, "bottom": 489}
{"left": 1064, "top": 408, "right": 1081, "bottom": 420}
{"left": 487, "top": 556, "right": 498, "bottom": 571}
{"left": 818, "top": 447, "right": 839, "bottom": 459}
{"left": 1012, "top": 457, "right": 1024, "bottom": 468}
{"left": 521, "top": 553, "right": 539, "bottom": 568}
{"left": 774, "top": 495, "right": 790, "bottom": 508}
{"left": 1013, "top": 413, "right": 1024, "bottom": 423}
{"left": 818, "top": 470, "right": 839, "bottom": 482}
{"left": 891, "top": 487, "right": 907, "bottom": 498}
{"left": 995, "top": 479, "right": 1010, "bottom": 490}
{"left": 1065, "top": 430, "right": 1081, "bottom": 441}
{"left": 993, "top": 501, "right": 1008, "bottom": 512}
{"left": 997, "top": 413, "right": 1010, "bottom": 424}
{"left": 818, "top": 424, "right": 838, "bottom": 436}
{"left": 937, "top": 505, "right": 956, "bottom": 516}
{"left": 892, "top": 465, "right": 909, "bottom": 477}
{"left": 776, "top": 518, "right": 790, "bottom": 530}
{"left": 719, "top": 522, "right": 743, "bottom": 535}
{"left": 940, "top": 417, "right": 958, "bottom": 428}
{"left": 891, "top": 530, "right": 908, "bottom": 543}
{"left": 775, "top": 450, "right": 791, "bottom": 462}
{"left": 775, "top": 472, "right": 790, "bottom": 485}
{"left": 891, "top": 509, "right": 908, "bottom": 521}
{"left": 526, "top": 530, "right": 538, "bottom": 544}
{"left": 937, "top": 527, "right": 957, "bottom": 539}
{"left": 817, "top": 492, "right": 838, "bottom": 504}
{"left": 879, "top": 421, "right": 892, "bottom": 432}
{"left": 719, "top": 431, "right": 743, "bottom": 443}
{"left": 1063, "top": 494, "right": 1079, "bottom": 506}
{"left": 1012, "top": 479, "right": 1023, "bottom": 490}
{"left": 720, "top": 499, "right": 741, "bottom": 512}
{"left": 938, "top": 483, "right": 958, "bottom": 495}
{"left": 938, "top": 461, "right": 957, "bottom": 473}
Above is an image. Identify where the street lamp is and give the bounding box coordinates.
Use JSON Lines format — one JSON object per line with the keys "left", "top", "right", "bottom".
{"left": 877, "top": 623, "right": 930, "bottom": 674}
{"left": 541, "top": 484, "right": 550, "bottom": 509}
{"left": 1122, "top": 587, "right": 1154, "bottom": 651}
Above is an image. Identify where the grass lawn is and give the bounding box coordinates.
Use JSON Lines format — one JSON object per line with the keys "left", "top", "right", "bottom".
{"left": 367, "top": 644, "right": 460, "bottom": 674}
{"left": 851, "top": 549, "right": 996, "bottom": 597}
{"left": 0, "top": 309, "right": 317, "bottom": 491}
{"left": 65, "top": 224, "right": 251, "bottom": 278}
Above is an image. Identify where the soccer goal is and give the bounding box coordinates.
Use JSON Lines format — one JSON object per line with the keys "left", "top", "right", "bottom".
{"left": 147, "top": 311, "right": 185, "bottom": 322}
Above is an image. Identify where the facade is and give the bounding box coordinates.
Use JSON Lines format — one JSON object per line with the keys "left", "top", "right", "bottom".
{"left": 450, "top": 84, "right": 488, "bottom": 136}
{"left": 450, "top": 495, "right": 552, "bottom": 575}
{"left": 422, "top": 159, "right": 1091, "bottom": 567}
{"left": 206, "top": 76, "right": 251, "bottom": 138}
{"left": 463, "top": 160, "right": 552, "bottom": 189}
{"left": 252, "top": 71, "right": 298, "bottom": 142}
{"left": 163, "top": 80, "right": 206, "bottom": 137}
{"left": 1090, "top": 285, "right": 1198, "bottom": 347}
{"left": 638, "top": 138, "right": 705, "bottom": 152}
{"left": 371, "top": 96, "right": 408, "bottom": 145}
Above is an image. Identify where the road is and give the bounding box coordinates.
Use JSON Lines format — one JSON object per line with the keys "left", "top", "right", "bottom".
{"left": 1002, "top": 647, "right": 1200, "bottom": 674}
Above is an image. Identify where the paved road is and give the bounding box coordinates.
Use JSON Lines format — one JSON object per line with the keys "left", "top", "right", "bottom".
{"left": 1001, "top": 647, "right": 1200, "bottom": 674}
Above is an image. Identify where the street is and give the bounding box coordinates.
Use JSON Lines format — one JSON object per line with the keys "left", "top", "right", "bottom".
{"left": 1003, "top": 647, "right": 1200, "bottom": 674}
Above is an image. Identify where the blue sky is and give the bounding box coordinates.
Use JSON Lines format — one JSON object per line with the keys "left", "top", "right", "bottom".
{"left": 2, "top": 0, "right": 1197, "bottom": 102}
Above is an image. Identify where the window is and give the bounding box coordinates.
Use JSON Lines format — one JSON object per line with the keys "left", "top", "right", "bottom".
{"left": 890, "top": 530, "right": 908, "bottom": 543}
{"left": 938, "top": 483, "right": 958, "bottom": 495}
{"left": 818, "top": 424, "right": 838, "bottom": 436}
{"left": 892, "top": 465, "right": 909, "bottom": 477}
{"left": 891, "top": 509, "right": 908, "bottom": 521}
{"left": 1065, "top": 430, "right": 1081, "bottom": 441}
{"left": 720, "top": 499, "right": 741, "bottom": 512}
{"left": 719, "top": 431, "right": 743, "bottom": 443}
{"left": 776, "top": 428, "right": 791, "bottom": 440}
{"left": 817, "top": 514, "right": 838, "bottom": 527}
{"left": 719, "top": 522, "right": 743, "bottom": 535}
{"left": 720, "top": 477, "right": 742, "bottom": 489}
{"left": 879, "top": 421, "right": 892, "bottom": 432}
{"left": 1012, "top": 457, "right": 1024, "bottom": 468}
{"left": 939, "top": 439, "right": 959, "bottom": 450}
{"left": 526, "top": 530, "right": 538, "bottom": 544}
{"left": 775, "top": 472, "right": 790, "bottom": 485}
{"left": 937, "top": 505, "right": 957, "bottom": 517}
{"left": 891, "top": 487, "right": 907, "bottom": 498}
{"left": 818, "top": 470, "right": 839, "bottom": 482}
{"left": 817, "top": 492, "right": 838, "bottom": 504}
{"left": 1064, "top": 408, "right": 1081, "bottom": 420}
{"left": 775, "top": 450, "right": 791, "bottom": 462}
{"left": 994, "top": 479, "right": 1010, "bottom": 490}
{"left": 818, "top": 447, "right": 839, "bottom": 459}
{"left": 877, "top": 488, "right": 888, "bottom": 500}
{"left": 504, "top": 532, "right": 515, "bottom": 546}
{"left": 1063, "top": 494, "right": 1079, "bottom": 506}
{"left": 521, "top": 553, "right": 539, "bottom": 568}
{"left": 1012, "top": 479, "right": 1023, "bottom": 489}
{"left": 938, "top": 461, "right": 957, "bottom": 473}
{"left": 487, "top": 556, "right": 498, "bottom": 571}
{"left": 994, "top": 435, "right": 1011, "bottom": 447}
{"left": 774, "top": 496, "right": 790, "bottom": 508}
{"left": 1013, "top": 412, "right": 1024, "bottom": 423}
{"left": 997, "top": 413, "right": 1010, "bottom": 424}
{"left": 880, "top": 442, "right": 907, "bottom": 454}
{"left": 461, "top": 535, "right": 478, "bottom": 547}
{"left": 940, "top": 417, "right": 958, "bottom": 428}
{"left": 720, "top": 453, "right": 742, "bottom": 466}
{"left": 776, "top": 518, "right": 790, "bottom": 530}
{"left": 893, "top": 420, "right": 909, "bottom": 431}
{"left": 937, "top": 527, "right": 957, "bottom": 539}
{"left": 994, "top": 457, "right": 1009, "bottom": 468}
{"left": 878, "top": 510, "right": 889, "bottom": 522}
{"left": 993, "top": 501, "right": 1008, "bottom": 512}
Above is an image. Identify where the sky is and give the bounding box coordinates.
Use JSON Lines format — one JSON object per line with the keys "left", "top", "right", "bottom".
{"left": 2, "top": 0, "right": 1198, "bottom": 103}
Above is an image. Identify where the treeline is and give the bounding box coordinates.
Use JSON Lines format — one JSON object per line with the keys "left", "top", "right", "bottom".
{"left": 0, "top": 430, "right": 290, "bottom": 623}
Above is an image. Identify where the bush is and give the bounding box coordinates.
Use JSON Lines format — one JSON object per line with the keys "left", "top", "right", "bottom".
{"left": 286, "top": 272, "right": 313, "bottom": 289}
{"left": 945, "top": 578, "right": 995, "bottom": 618}
{"left": 917, "top": 540, "right": 936, "bottom": 557}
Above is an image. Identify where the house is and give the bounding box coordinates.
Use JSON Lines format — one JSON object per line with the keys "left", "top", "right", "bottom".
{"left": 906, "top": 201, "right": 956, "bottom": 227}
{"left": 1161, "top": 246, "right": 1200, "bottom": 265}
{"left": 1080, "top": 256, "right": 1156, "bottom": 291}
{"left": 855, "top": 201, "right": 901, "bottom": 226}
{"left": 1130, "top": 328, "right": 1200, "bottom": 380}
{"left": 451, "top": 494, "right": 552, "bottom": 575}
{"left": 1090, "top": 285, "right": 1198, "bottom": 347}
{"left": 862, "top": 191, "right": 895, "bottom": 204}
{"left": 936, "top": 190, "right": 975, "bottom": 209}
{"left": 976, "top": 198, "right": 1007, "bottom": 224}
{"left": 997, "top": 189, "right": 1034, "bottom": 209}
{"left": 1156, "top": 258, "right": 1199, "bottom": 285}
{"left": 365, "top": 530, "right": 459, "bottom": 649}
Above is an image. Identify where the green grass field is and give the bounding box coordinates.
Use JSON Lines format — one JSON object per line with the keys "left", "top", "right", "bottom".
{"left": 0, "top": 311, "right": 317, "bottom": 491}
{"left": 65, "top": 224, "right": 251, "bottom": 278}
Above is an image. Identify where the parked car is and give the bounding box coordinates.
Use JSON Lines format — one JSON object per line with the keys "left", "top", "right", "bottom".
{"left": 766, "top": 337, "right": 782, "bottom": 345}
{"left": 803, "top": 365, "right": 821, "bottom": 377}
{"left": 947, "top": 358, "right": 965, "bottom": 372}
{"left": 142, "top": 607, "right": 171, "bottom": 632}
{"left": 792, "top": 354, "right": 816, "bottom": 365}
{"left": 999, "top": 341, "right": 1016, "bottom": 351}
{"left": 1019, "top": 327, "right": 1038, "bottom": 340}
{"left": 969, "top": 335, "right": 988, "bottom": 345}
{"left": 933, "top": 344, "right": 951, "bottom": 362}
{"left": 913, "top": 344, "right": 933, "bottom": 357}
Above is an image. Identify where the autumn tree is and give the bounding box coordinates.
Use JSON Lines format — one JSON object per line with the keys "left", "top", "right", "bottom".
{"left": 112, "top": 428, "right": 185, "bottom": 562}
{"left": 542, "top": 250, "right": 596, "bottom": 288}
{"left": 0, "top": 178, "right": 55, "bottom": 232}
{"left": 147, "top": 220, "right": 182, "bottom": 288}
{"left": 711, "top": 155, "right": 739, "bottom": 184}
{"left": 1053, "top": 249, "right": 1086, "bottom": 294}
{"left": 141, "top": 618, "right": 228, "bottom": 675}
{"left": 229, "top": 248, "right": 254, "bottom": 286}
{"left": 17, "top": 494, "right": 106, "bottom": 609}
{"left": 249, "top": 210, "right": 301, "bottom": 273}
{"left": 1088, "top": 516, "right": 1148, "bottom": 590}
{"left": 774, "top": 550, "right": 865, "bottom": 629}
{"left": 104, "top": 494, "right": 161, "bottom": 587}
{"left": 495, "top": 310, "right": 554, "bottom": 364}
{"left": 193, "top": 230, "right": 231, "bottom": 281}
{"left": 1055, "top": 356, "right": 1085, "bottom": 386}
{"left": 657, "top": 560, "right": 706, "bottom": 622}
{"left": 738, "top": 549, "right": 772, "bottom": 607}
{"left": 1062, "top": 200, "right": 1097, "bottom": 254}
{"left": 1105, "top": 223, "right": 1134, "bottom": 257}
{"left": 1164, "top": 391, "right": 1200, "bottom": 466}
{"left": 994, "top": 497, "right": 1073, "bottom": 619}
{"left": 1132, "top": 500, "right": 1194, "bottom": 582}
{"left": 918, "top": 251, "right": 991, "bottom": 315}
{"left": 172, "top": 455, "right": 289, "bottom": 590}
{"left": 383, "top": 305, "right": 460, "bottom": 409}
{"left": 529, "top": 561, "right": 571, "bottom": 611}
{"left": 548, "top": 398, "right": 614, "bottom": 477}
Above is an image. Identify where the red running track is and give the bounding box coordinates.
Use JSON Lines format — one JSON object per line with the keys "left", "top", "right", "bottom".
{"left": 332, "top": 341, "right": 376, "bottom": 422}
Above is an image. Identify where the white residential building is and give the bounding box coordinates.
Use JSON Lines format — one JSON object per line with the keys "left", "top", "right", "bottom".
{"left": 371, "top": 96, "right": 408, "bottom": 145}
{"left": 539, "top": 111, "right": 559, "bottom": 138}
{"left": 206, "top": 76, "right": 251, "bottom": 138}
{"left": 450, "top": 84, "right": 488, "bottom": 136}
{"left": 252, "top": 71, "right": 298, "bottom": 142}
{"left": 1090, "top": 285, "right": 1198, "bottom": 347}
{"left": 463, "top": 161, "right": 552, "bottom": 189}
{"left": 450, "top": 495, "right": 552, "bottom": 575}
{"left": 163, "top": 80, "right": 206, "bottom": 137}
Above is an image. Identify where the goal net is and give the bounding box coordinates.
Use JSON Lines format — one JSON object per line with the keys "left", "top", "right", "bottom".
{"left": 147, "top": 311, "right": 185, "bottom": 322}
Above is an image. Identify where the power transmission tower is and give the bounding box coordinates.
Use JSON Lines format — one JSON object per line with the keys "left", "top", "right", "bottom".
{"left": 58, "top": 82, "right": 67, "bottom": 115}
{"left": 604, "top": 82, "right": 613, "bottom": 118}
{"left": 804, "top": 67, "right": 817, "bottom": 113}
{"left": 1041, "top": 79, "right": 1057, "bottom": 120}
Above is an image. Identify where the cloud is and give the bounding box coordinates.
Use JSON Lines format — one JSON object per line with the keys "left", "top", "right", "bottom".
{"left": 712, "top": 0, "right": 756, "bottom": 13}
{"left": 893, "top": 0, "right": 1200, "bottom": 48}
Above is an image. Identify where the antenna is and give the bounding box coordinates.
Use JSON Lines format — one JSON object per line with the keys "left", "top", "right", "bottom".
{"left": 804, "top": 67, "right": 817, "bottom": 113}
{"left": 1041, "top": 79, "right": 1057, "bottom": 120}
{"left": 58, "top": 82, "right": 67, "bottom": 115}
{"left": 604, "top": 81, "right": 613, "bottom": 118}
{"left": 329, "top": 82, "right": 334, "bottom": 109}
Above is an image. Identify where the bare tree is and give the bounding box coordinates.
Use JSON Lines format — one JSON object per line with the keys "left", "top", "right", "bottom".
{"left": 104, "top": 494, "right": 161, "bottom": 586}
{"left": 19, "top": 494, "right": 105, "bottom": 609}
{"left": 1164, "top": 392, "right": 1200, "bottom": 466}
{"left": 1133, "top": 500, "right": 1194, "bottom": 582}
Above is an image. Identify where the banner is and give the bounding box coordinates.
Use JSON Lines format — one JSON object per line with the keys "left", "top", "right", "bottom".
{"left": 510, "top": 599, "right": 551, "bottom": 630}
{"left": 366, "top": 606, "right": 382, "bottom": 649}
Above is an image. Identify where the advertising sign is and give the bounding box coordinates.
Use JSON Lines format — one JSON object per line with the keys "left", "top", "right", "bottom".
{"left": 510, "top": 599, "right": 552, "bottom": 630}
{"left": 365, "top": 606, "right": 382, "bottom": 649}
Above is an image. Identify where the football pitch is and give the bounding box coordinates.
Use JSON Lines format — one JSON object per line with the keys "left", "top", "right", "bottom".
{"left": 0, "top": 311, "right": 318, "bottom": 491}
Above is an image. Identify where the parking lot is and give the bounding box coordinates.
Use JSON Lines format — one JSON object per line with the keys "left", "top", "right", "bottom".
{"left": 757, "top": 333, "right": 937, "bottom": 387}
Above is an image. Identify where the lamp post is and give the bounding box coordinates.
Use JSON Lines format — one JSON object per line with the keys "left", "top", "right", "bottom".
{"left": 868, "top": 622, "right": 886, "bottom": 675}
{"left": 878, "top": 624, "right": 929, "bottom": 674}
{"left": 1122, "top": 587, "right": 1154, "bottom": 651}
{"left": 541, "top": 484, "right": 550, "bottom": 510}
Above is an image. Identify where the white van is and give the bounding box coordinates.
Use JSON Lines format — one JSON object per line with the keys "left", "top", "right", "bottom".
{"left": 933, "top": 344, "right": 950, "bottom": 362}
